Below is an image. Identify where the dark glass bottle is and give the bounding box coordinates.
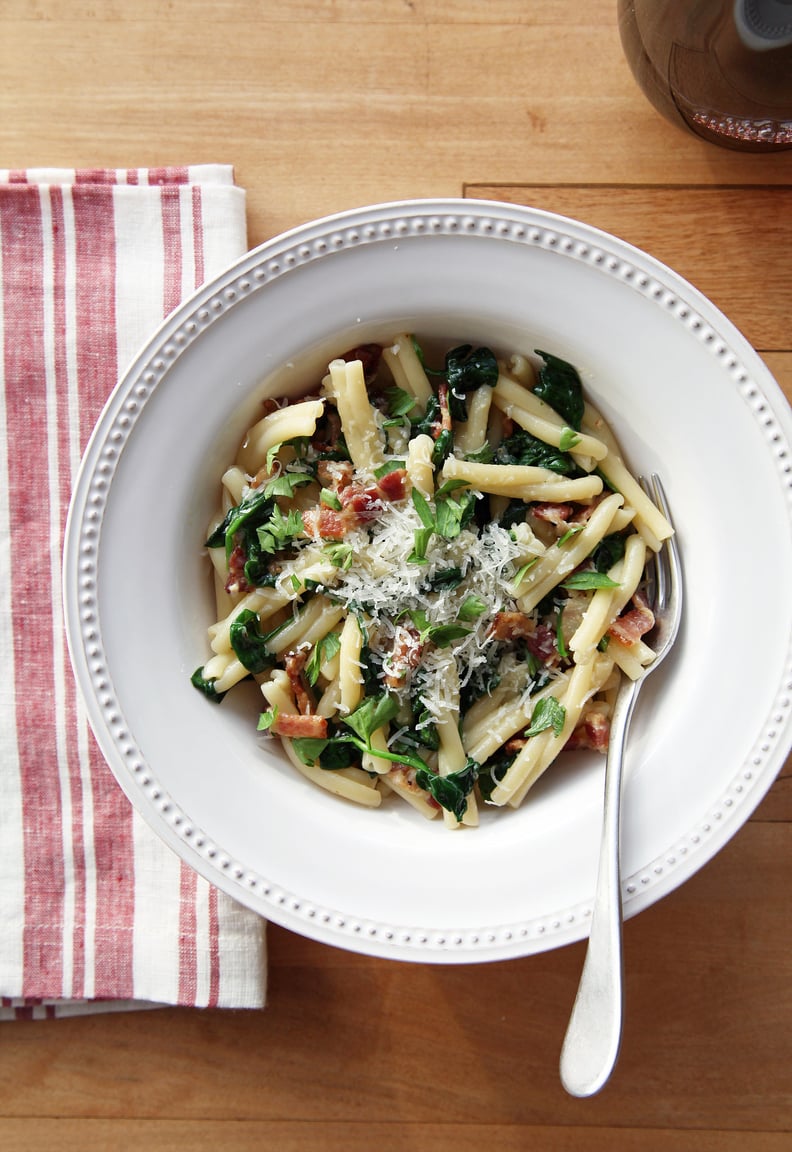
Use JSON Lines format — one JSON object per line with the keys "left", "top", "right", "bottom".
{"left": 618, "top": 0, "right": 792, "bottom": 150}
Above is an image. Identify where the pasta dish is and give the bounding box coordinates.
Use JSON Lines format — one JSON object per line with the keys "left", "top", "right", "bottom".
{"left": 191, "top": 336, "right": 673, "bottom": 827}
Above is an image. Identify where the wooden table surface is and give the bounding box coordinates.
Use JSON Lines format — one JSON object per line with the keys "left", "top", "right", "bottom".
{"left": 2, "top": 2, "right": 791, "bottom": 1149}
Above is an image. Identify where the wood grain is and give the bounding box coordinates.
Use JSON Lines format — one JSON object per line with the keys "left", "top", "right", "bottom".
{"left": 1, "top": 1, "right": 791, "bottom": 1148}
{"left": 3, "top": 1, "right": 792, "bottom": 243}
{"left": 1, "top": 826, "right": 790, "bottom": 1134}
{"left": 466, "top": 186, "right": 792, "bottom": 351}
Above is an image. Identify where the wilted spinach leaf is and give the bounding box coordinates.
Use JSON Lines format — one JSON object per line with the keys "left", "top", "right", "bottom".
{"left": 534, "top": 350, "right": 584, "bottom": 430}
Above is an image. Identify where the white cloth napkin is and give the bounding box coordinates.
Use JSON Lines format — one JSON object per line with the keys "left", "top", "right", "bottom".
{"left": 0, "top": 165, "right": 267, "bottom": 1018}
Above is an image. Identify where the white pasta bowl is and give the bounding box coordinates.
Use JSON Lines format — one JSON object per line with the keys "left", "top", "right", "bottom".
{"left": 64, "top": 199, "right": 792, "bottom": 962}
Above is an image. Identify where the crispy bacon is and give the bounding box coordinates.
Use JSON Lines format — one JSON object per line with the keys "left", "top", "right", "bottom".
{"left": 566, "top": 708, "right": 610, "bottom": 752}
{"left": 283, "top": 648, "right": 316, "bottom": 715}
{"left": 384, "top": 625, "right": 423, "bottom": 689}
{"left": 317, "top": 459, "right": 354, "bottom": 492}
{"left": 272, "top": 712, "right": 328, "bottom": 739}
{"left": 313, "top": 406, "right": 342, "bottom": 455}
{"left": 224, "top": 543, "right": 253, "bottom": 595}
{"left": 302, "top": 505, "right": 347, "bottom": 539}
{"left": 531, "top": 502, "right": 573, "bottom": 526}
{"left": 608, "top": 591, "right": 655, "bottom": 648}
{"left": 489, "top": 613, "right": 558, "bottom": 664}
{"left": 376, "top": 467, "right": 407, "bottom": 502}
{"left": 340, "top": 483, "right": 383, "bottom": 523}
{"left": 341, "top": 343, "right": 382, "bottom": 381}
{"left": 569, "top": 495, "right": 604, "bottom": 524}
{"left": 489, "top": 610, "right": 536, "bottom": 642}
{"left": 525, "top": 624, "right": 557, "bottom": 663}
{"left": 436, "top": 381, "right": 453, "bottom": 435}
{"left": 387, "top": 765, "right": 441, "bottom": 809}
{"left": 303, "top": 469, "right": 408, "bottom": 538}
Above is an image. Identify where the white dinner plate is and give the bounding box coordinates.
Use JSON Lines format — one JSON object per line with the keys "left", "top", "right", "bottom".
{"left": 64, "top": 199, "right": 792, "bottom": 962}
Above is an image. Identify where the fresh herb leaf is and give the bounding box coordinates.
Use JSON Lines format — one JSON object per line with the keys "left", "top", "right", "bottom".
{"left": 559, "top": 426, "right": 581, "bottom": 452}
{"left": 263, "top": 471, "right": 314, "bottom": 500}
{"left": 407, "top": 610, "right": 470, "bottom": 649}
{"left": 384, "top": 385, "right": 416, "bottom": 419}
{"left": 265, "top": 442, "right": 283, "bottom": 473}
{"left": 374, "top": 459, "right": 406, "bottom": 480}
{"left": 342, "top": 694, "right": 401, "bottom": 743}
{"left": 524, "top": 695, "right": 566, "bottom": 738}
{"left": 408, "top": 525, "right": 434, "bottom": 565}
{"left": 434, "top": 484, "right": 477, "bottom": 540}
{"left": 323, "top": 541, "right": 354, "bottom": 570}
{"left": 411, "top": 487, "right": 436, "bottom": 530}
{"left": 557, "top": 523, "right": 585, "bottom": 547}
{"left": 305, "top": 630, "right": 342, "bottom": 686}
{"left": 190, "top": 667, "right": 226, "bottom": 703}
{"left": 561, "top": 571, "right": 620, "bottom": 591}
{"left": 291, "top": 736, "right": 330, "bottom": 765}
{"left": 533, "top": 350, "right": 585, "bottom": 430}
{"left": 458, "top": 594, "right": 487, "bottom": 621}
{"left": 555, "top": 608, "right": 568, "bottom": 661}
{"left": 256, "top": 505, "right": 304, "bottom": 555}
{"left": 257, "top": 706, "right": 278, "bottom": 731}
{"left": 512, "top": 557, "right": 538, "bottom": 587}
{"left": 425, "top": 623, "right": 471, "bottom": 648}
{"left": 229, "top": 609, "right": 277, "bottom": 674}
{"left": 320, "top": 488, "right": 342, "bottom": 510}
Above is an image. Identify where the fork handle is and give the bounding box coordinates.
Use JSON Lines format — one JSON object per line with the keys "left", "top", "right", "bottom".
{"left": 559, "top": 677, "right": 640, "bottom": 1097}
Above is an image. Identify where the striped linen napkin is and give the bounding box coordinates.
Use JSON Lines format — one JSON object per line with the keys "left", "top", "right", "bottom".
{"left": 0, "top": 165, "right": 267, "bottom": 1019}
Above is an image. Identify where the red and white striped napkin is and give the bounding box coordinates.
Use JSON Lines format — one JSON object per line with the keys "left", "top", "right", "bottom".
{"left": 0, "top": 166, "right": 267, "bottom": 1019}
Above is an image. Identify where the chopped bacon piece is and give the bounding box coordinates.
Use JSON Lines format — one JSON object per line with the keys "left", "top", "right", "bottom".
{"left": 317, "top": 459, "right": 354, "bottom": 492}
{"left": 566, "top": 709, "right": 610, "bottom": 752}
{"left": 283, "top": 648, "right": 316, "bottom": 715}
{"left": 340, "top": 483, "right": 383, "bottom": 523}
{"left": 384, "top": 625, "right": 423, "bottom": 689}
{"left": 272, "top": 712, "right": 328, "bottom": 739}
{"left": 525, "top": 624, "right": 557, "bottom": 663}
{"left": 303, "top": 467, "right": 407, "bottom": 538}
{"left": 341, "top": 343, "right": 382, "bottom": 381}
{"left": 531, "top": 502, "right": 573, "bottom": 526}
{"left": 569, "top": 495, "right": 604, "bottom": 524}
{"left": 225, "top": 543, "right": 253, "bottom": 595}
{"left": 302, "top": 506, "right": 347, "bottom": 539}
{"left": 490, "top": 611, "right": 536, "bottom": 642}
{"left": 313, "top": 407, "right": 342, "bottom": 455}
{"left": 376, "top": 467, "right": 407, "bottom": 502}
{"left": 608, "top": 591, "right": 655, "bottom": 648}
{"left": 436, "top": 381, "right": 453, "bottom": 436}
{"left": 387, "top": 765, "right": 441, "bottom": 809}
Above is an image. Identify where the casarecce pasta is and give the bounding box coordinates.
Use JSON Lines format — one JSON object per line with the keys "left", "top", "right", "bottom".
{"left": 191, "top": 336, "right": 673, "bottom": 827}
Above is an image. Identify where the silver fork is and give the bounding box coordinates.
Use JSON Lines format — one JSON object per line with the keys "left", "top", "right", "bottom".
{"left": 559, "top": 474, "right": 683, "bottom": 1097}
